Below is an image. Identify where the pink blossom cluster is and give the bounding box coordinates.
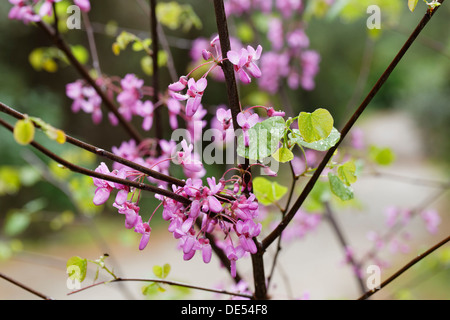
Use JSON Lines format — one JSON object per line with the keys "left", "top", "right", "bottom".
{"left": 170, "top": 36, "right": 263, "bottom": 119}
{"left": 157, "top": 176, "right": 262, "bottom": 277}
{"left": 8, "top": 0, "right": 91, "bottom": 24}
{"left": 66, "top": 79, "right": 103, "bottom": 124}
{"left": 92, "top": 162, "right": 151, "bottom": 250}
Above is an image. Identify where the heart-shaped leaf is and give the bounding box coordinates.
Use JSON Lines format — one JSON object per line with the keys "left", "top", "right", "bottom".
{"left": 298, "top": 108, "right": 334, "bottom": 143}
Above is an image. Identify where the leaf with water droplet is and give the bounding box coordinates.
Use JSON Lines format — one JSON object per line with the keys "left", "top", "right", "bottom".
{"left": 13, "top": 118, "right": 35, "bottom": 146}
{"left": 272, "top": 147, "right": 294, "bottom": 163}
{"left": 298, "top": 108, "right": 334, "bottom": 143}
{"left": 328, "top": 172, "right": 354, "bottom": 201}
{"left": 289, "top": 128, "right": 340, "bottom": 151}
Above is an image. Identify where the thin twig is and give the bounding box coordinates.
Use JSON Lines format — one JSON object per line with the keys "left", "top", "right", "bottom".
{"left": 262, "top": 2, "right": 446, "bottom": 251}
{"left": 324, "top": 201, "right": 366, "bottom": 295}
{"left": 82, "top": 10, "right": 102, "bottom": 77}
{"left": 358, "top": 234, "right": 450, "bottom": 300}
{"left": 67, "top": 277, "right": 253, "bottom": 299}
{"left": 0, "top": 273, "right": 54, "bottom": 300}
{"left": 0, "top": 117, "right": 189, "bottom": 205}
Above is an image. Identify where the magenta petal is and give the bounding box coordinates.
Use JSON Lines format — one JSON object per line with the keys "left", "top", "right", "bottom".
{"left": 238, "top": 69, "right": 251, "bottom": 84}
{"left": 202, "top": 244, "right": 212, "bottom": 264}
{"left": 208, "top": 196, "right": 223, "bottom": 213}
{"left": 115, "top": 189, "right": 129, "bottom": 206}
{"left": 142, "top": 116, "right": 153, "bottom": 131}
{"left": 196, "top": 78, "right": 208, "bottom": 92}
{"left": 93, "top": 187, "right": 111, "bottom": 206}
{"left": 168, "top": 81, "right": 186, "bottom": 92}
{"left": 247, "top": 62, "right": 262, "bottom": 78}
{"left": 139, "top": 233, "right": 150, "bottom": 250}
{"left": 227, "top": 50, "right": 241, "bottom": 65}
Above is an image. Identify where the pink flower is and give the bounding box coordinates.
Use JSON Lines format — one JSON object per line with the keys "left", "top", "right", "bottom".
{"left": 134, "top": 216, "right": 151, "bottom": 250}
{"left": 169, "top": 77, "right": 207, "bottom": 117}
{"left": 176, "top": 140, "right": 204, "bottom": 173}
{"left": 117, "top": 74, "right": 144, "bottom": 121}
{"left": 114, "top": 201, "right": 140, "bottom": 229}
{"left": 185, "top": 78, "right": 208, "bottom": 117}
{"left": 92, "top": 162, "right": 115, "bottom": 206}
{"left": 74, "top": 0, "right": 91, "bottom": 12}
{"left": 227, "top": 45, "right": 263, "bottom": 84}
{"left": 136, "top": 100, "right": 154, "bottom": 131}
{"left": 39, "top": 0, "right": 62, "bottom": 17}
{"left": 225, "top": 245, "right": 245, "bottom": 278}
{"left": 237, "top": 112, "right": 259, "bottom": 147}
{"left": 267, "top": 107, "right": 285, "bottom": 117}
{"left": 8, "top": 0, "right": 41, "bottom": 24}
{"left": 421, "top": 209, "right": 441, "bottom": 234}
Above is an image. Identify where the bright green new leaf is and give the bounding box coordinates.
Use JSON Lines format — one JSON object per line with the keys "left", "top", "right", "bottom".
{"left": 369, "top": 145, "right": 395, "bottom": 166}
{"left": 71, "top": 45, "right": 89, "bottom": 65}
{"left": 153, "top": 264, "right": 171, "bottom": 279}
{"left": 408, "top": 0, "right": 419, "bottom": 11}
{"left": 337, "top": 161, "right": 357, "bottom": 186}
{"left": 290, "top": 127, "right": 340, "bottom": 151}
{"left": 253, "top": 176, "right": 288, "bottom": 206}
{"left": 298, "top": 108, "right": 334, "bottom": 143}
{"left": 237, "top": 116, "right": 286, "bottom": 161}
{"left": 13, "top": 118, "right": 35, "bottom": 145}
{"left": 272, "top": 147, "right": 294, "bottom": 163}
{"left": 328, "top": 173, "right": 354, "bottom": 201}
{"left": 67, "top": 256, "right": 87, "bottom": 283}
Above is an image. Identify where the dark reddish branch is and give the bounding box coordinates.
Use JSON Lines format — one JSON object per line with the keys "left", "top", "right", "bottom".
{"left": 358, "top": 235, "right": 450, "bottom": 300}
{"left": 36, "top": 20, "right": 144, "bottom": 144}
{"left": 262, "top": 2, "right": 445, "bottom": 251}
{"left": 0, "top": 117, "right": 189, "bottom": 205}
{"left": 150, "top": 0, "right": 163, "bottom": 146}
{"left": 0, "top": 273, "right": 53, "bottom": 300}
{"left": 0, "top": 101, "right": 185, "bottom": 188}
{"left": 213, "top": 0, "right": 266, "bottom": 300}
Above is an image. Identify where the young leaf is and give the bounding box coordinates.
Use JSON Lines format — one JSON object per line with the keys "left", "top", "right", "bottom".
{"left": 153, "top": 263, "right": 171, "bottom": 279}
{"left": 408, "top": 0, "right": 419, "bottom": 12}
{"left": 67, "top": 256, "right": 87, "bottom": 283}
{"left": 328, "top": 173, "right": 354, "bottom": 201}
{"left": 289, "top": 128, "right": 340, "bottom": 151}
{"left": 337, "top": 161, "right": 357, "bottom": 186}
{"left": 237, "top": 116, "right": 286, "bottom": 161}
{"left": 13, "top": 118, "right": 35, "bottom": 145}
{"left": 369, "top": 146, "right": 395, "bottom": 166}
{"left": 272, "top": 147, "right": 294, "bottom": 163}
{"left": 253, "top": 176, "right": 288, "bottom": 206}
{"left": 298, "top": 108, "right": 334, "bottom": 143}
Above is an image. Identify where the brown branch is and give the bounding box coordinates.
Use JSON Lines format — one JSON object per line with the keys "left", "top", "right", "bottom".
{"left": 358, "top": 234, "right": 450, "bottom": 300}
{"left": 324, "top": 202, "right": 366, "bottom": 295}
{"left": 35, "top": 20, "right": 143, "bottom": 143}
{"left": 67, "top": 277, "right": 253, "bottom": 299}
{"left": 0, "top": 117, "right": 189, "bottom": 205}
{"left": 0, "top": 101, "right": 186, "bottom": 188}
{"left": 262, "top": 1, "right": 446, "bottom": 251}
{"left": 0, "top": 272, "right": 54, "bottom": 300}
{"left": 213, "top": 0, "right": 266, "bottom": 300}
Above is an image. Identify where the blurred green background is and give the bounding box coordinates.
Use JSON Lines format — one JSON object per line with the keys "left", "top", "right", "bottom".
{"left": 0, "top": 0, "right": 448, "bottom": 300}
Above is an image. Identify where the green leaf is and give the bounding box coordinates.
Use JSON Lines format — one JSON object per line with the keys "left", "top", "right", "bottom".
{"left": 253, "top": 176, "right": 288, "bottom": 206}
{"left": 237, "top": 116, "right": 286, "bottom": 161}
{"left": 67, "top": 256, "right": 87, "bottom": 283}
{"left": 298, "top": 108, "right": 334, "bottom": 143}
{"left": 70, "top": 45, "right": 89, "bottom": 65}
{"left": 4, "top": 211, "right": 31, "bottom": 237}
{"left": 153, "top": 263, "right": 171, "bottom": 279}
{"left": 337, "top": 161, "right": 357, "bottom": 186}
{"left": 289, "top": 127, "right": 340, "bottom": 151}
{"left": 328, "top": 173, "right": 354, "bottom": 201}
{"left": 13, "top": 118, "right": 35, "bottom": 145}
{"left": 369, "top": 146, "right": 395, "bottom": 166}
{"left": 272, "top": 147, "right": 294, "bottom": 163}
{"left": 408, "top": 0, "right": 419, "bottom": 12}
